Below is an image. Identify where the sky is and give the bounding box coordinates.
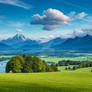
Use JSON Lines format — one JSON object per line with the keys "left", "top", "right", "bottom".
{"left": 0, "top": 0, "right": 92, "bottom": 41}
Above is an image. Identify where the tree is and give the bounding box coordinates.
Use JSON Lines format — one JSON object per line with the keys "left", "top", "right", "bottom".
{"left": 91, "top": 69, "right": 92, "bottom": 72}
{"left": 68, "top": 67, "right": 71, "bottom": 70}
{"left": 65, "top": 67, "right": 68, "bottom": 70}
{"left": 6, "top": 56, "right": 24, "bottom": 73}
{"left": 23, "top": 56, "right": 33, "bottom": 73}
{"left": 50, "top": 64, "right": 58, "bottom": 72}
{"left": 15, "top": 55, "right": 25, "bottom": 65}
{"left": 32, "top": 56, "right": 47, "bottom": 72}
{"left": 72, "top": 66, "right": 77, "bottom": 70}
{"left": 6, "top": 55, "right": 58, "bottom": 73}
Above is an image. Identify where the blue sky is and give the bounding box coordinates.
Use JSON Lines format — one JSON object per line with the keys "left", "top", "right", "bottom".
{"left": 0, "top": 0, "right": 92, "bottom": 41}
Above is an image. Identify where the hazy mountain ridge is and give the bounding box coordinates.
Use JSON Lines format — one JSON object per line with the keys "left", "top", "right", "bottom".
{"left": 53, "top": 35, "right": 92, "bottom": 49}
{"left": 42, "top": 37, "right": 66, "bottom": 50}
{"left": 0, "top": 42, "right": 12, "bottom": 50}
{"left": 0, "top": 34, "right": 40, "bottom": 50}
{"left": 0, "top": 34, "right": 92, "bottom": 50}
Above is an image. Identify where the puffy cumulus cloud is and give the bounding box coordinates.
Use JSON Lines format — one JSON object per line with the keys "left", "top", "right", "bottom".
{"left": 31, "top": 9, "right": 88, "bottom": 31}
{"left": 31, "top": 8, "right": 70, "bottom": 30}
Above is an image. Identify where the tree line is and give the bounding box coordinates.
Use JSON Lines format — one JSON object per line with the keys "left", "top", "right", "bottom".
{"left": 6, "top": 55, "right": 58, "bottom": 73}
{"left": 58, "top": 60, "right": 92, "bottom": 70}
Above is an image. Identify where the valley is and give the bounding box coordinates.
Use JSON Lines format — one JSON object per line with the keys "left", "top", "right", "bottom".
{"left": 0, "top": 0, "right": 92, "bottom": 92}
{"left": 1, "top": 49, "right": 92, "bottom": 73}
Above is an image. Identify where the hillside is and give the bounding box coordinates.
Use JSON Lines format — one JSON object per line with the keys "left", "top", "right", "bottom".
{"left": 0, "top": 72, "right": 92, "bottom": 92}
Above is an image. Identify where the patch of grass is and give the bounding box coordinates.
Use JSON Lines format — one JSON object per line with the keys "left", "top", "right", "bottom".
{"left": 75, "top": 67, "right": 92, "bottom": 72}
{"left": 0, "top": 72, "right": 92, "bottom": 92}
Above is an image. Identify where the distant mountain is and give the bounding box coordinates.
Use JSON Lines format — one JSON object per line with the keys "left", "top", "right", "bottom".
{"left": 1, "top": 34, "right": 41, "bottom": 50}
{"left": 53, "top": 35, "right": 92, "bottom": 49}
{"left": 0, "top": 42, "right": 12, "bottom": 50}
{"left": 17, "top": 39, "right": 42, "bottom": 50}
{"left": 1, "top": 34, "right": 92, "bottom": 50}
{"left": 42, "top": 37, "right": 66, "bottom": 49}
{"left": 1, "top": 34, "right": 26, "bottom": 45}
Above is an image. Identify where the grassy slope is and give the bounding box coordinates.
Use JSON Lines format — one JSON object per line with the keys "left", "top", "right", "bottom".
{"left": 0, "top": 72, "right": 92, "bottom": 92}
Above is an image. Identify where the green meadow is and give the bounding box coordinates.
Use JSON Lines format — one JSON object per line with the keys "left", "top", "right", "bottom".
{"left": 41, "top": 56, "right": 92, "bottom": 63}
{"left": 58, "top": 66, "right": 92, "bottom": 72}
{"left": 0, "top": 72, "right": 92, "bottom": 92}
{"left": 1, "top": 54, "right": 92, "bottom": 92}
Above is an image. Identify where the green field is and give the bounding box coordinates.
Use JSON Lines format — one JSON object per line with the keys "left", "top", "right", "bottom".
{"left": 58, "top": 65, "right": 75, "bottom": 71}
{"left": 0, "top": 72, "right": 92, "bottom": 92}
{"left": 58, "top": 66, "right": 92, "bottom": 72}
{"left": 41, "top": 56, "right": 92, "bottom": 63}
{"left": 75, "top": 67, "right": 92, "bottom": 72}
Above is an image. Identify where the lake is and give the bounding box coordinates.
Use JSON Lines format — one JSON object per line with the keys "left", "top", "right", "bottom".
{"left": 0, "top": 60, "right": 9, "bottom": 73}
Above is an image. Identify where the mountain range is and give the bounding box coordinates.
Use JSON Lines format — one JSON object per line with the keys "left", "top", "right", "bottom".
{"left": 0, "top": 34, "right": 92, "bottom": 50}
{"left": 53, "top": 35, "right": 92, "bottom": 50}
{"left": 0, "top": 34, "right": 41, "bottom": 50}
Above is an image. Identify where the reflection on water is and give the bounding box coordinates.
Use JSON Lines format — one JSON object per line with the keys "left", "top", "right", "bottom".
{"left": 0, "top": 60, "right": 9, "bottom": 73}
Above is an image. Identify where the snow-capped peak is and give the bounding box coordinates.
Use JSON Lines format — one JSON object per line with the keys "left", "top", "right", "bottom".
{"left": 13, "top": 33, "right": 26, "bottom": 41}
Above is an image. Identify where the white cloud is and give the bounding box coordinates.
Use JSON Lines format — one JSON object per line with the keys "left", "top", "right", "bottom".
{"left": 69, "top": 11, "right": 87, "bottom": 20}
{"left": 38, "top": 35, "right": 55, "bottom": 43}
{"left": 75, "top": 12, "right": 87, "bottom": 19}
{"left": 0, "top": 0, "right": 31, "bottom": 9}
{"left": 73, "top": 27, "right": 92, "bottom": 37}
{"left": 16, "top": 29, "right": 23, "bottom": 33}
{"left": 73, "top": 29, "right": 85, "bottom": 37}
{"left": 31, "top": 8, "right": 70, "bottom": 30}
{"left": 39, "top": 33, "right": 72, "bottom": 43}
{"left": 31, "top": 9, "right": 88, "bottom": 31}
{"left": 82, "top": 16, "right": 92, "bottom": 23}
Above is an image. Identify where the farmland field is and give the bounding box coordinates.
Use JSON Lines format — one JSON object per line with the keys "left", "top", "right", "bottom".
{"left": 41, "top": 56, "right": 92, "bottom": 63}
{"left": 58, "top": 66, "right": 92, "bottom": 72}
{"left": 0, "top": 72, "right": 92, "bottom": 92}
